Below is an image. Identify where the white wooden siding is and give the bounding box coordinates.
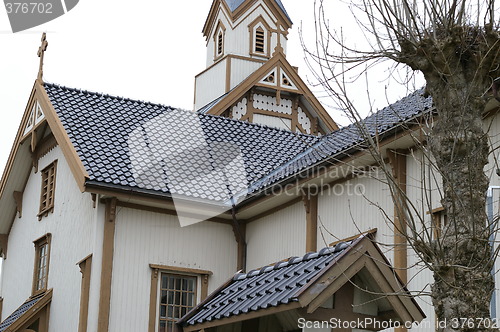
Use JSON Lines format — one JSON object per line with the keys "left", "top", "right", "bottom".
{"left": 195, "top": 58, "right": 228, "bottom": 110}
{"left": 253, "top": 113, "right": 292, "bottom": 131}
{"left": 108, "top": 208, "right": 237, "bottom": 331}
{"left": 230, "top": 58, "right": 263, "bottom": 90}
{"left": 317, "top": 172, "right": 394, "bottom": 260}
{"left": 0, "top": 147, "right": 97, "bottom": 332}
{"left": 246, "top": 201, "right": 306, "bottom": 271}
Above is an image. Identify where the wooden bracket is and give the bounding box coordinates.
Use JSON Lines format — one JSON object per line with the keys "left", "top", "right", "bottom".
{"left": 13, "top": 191, "right": 23, "bottom": 218}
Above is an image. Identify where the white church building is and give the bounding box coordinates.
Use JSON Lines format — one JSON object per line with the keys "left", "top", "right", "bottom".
{"left": 0, "top": 0, "right": 499, "bottom": 331}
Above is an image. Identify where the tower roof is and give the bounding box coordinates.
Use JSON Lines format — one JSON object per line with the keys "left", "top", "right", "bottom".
{"left": 224, "top": 0, "right": 291, "bottom": 21}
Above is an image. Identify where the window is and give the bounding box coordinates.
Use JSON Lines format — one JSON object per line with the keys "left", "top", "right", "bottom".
{"left": 255, "top": 27, "right": 265, "bottom": 53}
{"left": 149, "top": 264, "right": 211, "bottom": 332}
{"left": 217, "top": 31, "right": 224, "bottom": 57}
{"left": 33, "top": 234, "right": 51, "bottom": 295}
{"left": 159, "top": 273, "right": 197, "bottom": 331}
{"left": 39, "top": 161, "right": 57, "bottom": 219}
{"left": 429, "top": 207, "right": 447, "bottom": 238}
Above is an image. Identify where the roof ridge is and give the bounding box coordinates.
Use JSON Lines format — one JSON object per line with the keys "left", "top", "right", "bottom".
{"left": 44, "top": 82, "right": 317, "bottom": 138}
{"left": 233, "top": 240, "right": 353, "bottom": 281}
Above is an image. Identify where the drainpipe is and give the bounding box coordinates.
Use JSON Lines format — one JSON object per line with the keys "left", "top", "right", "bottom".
{"left": 487, "top": 186, "right": 500, "bottom": 319}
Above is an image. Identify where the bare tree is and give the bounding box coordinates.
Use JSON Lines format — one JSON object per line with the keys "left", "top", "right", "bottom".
{"left": 305, "top": 0, "right": 500, "bottom": 330}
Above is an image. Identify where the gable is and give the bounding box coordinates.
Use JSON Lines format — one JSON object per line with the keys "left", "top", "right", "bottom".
{"left": 0, "top": 81, "right": 88, "bottom": 235}
{"left": 179, "top": 236, "right": 425, "bottom": 331}
{"left": 200, "top": 51, "right": 339, "bottom": 134}
{"left": 203, "top": 0, "right": 292, "bottom": 40}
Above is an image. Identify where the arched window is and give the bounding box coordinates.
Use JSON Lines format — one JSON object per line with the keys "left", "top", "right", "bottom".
{"left": 217, "top": 30, "right": 224, "bottom": 57}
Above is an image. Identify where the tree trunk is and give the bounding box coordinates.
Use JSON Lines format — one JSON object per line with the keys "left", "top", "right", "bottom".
{"left": 429, "top": 80, "right": 494, "bottom": 332}
{"left": 398, "top": 25, "right": 499, "bottom": 331}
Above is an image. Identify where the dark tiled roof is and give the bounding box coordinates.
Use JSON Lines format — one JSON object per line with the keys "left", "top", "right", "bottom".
{"left": 44, "top": 83, "right": 318, "bottom": 201}
{"left": 247, "top": 89, "right": 433, "bottom": 193}
{"left": 183, "top": 240, "right": 354, "bottom": 326}
{"left": 45, "top": 83, "right": 431, "bottom": 202}
{"left": 0, "top": 293, "right": 45, "bottom": 331}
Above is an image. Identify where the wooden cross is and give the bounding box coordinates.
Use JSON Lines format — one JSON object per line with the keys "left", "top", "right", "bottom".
{"left": 37, "top": 32, "right": 48, "bottom": 81}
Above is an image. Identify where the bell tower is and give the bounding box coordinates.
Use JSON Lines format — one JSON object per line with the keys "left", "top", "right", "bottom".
{"left": 195, "top": 0, "right": 339, "bottom": 135}
{"left": 195, "top": 0, "right": 292, "bottom": 111}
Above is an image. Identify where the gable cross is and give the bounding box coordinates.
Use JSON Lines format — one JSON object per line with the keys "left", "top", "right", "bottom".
{"left": 37, "top": 33, "right": 48, "bottom": 81}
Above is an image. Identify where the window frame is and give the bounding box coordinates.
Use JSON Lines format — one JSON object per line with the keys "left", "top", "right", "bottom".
{"left": 213, "top": 21, "right": 226, "bottom": 61}
{"left": 148, "top": 264, "right": 211, "bottom": 332}
{"left": 38, "top": 160, "right": 57, "bottom": 220}
{"left": 158, "top": 272, "right": 198, "bottom": 331}
{"left": 248, "top": 17, "right": 272, "bottom": 58}
{"left": 32, "top": 233, "right": 52, "bottom": 296}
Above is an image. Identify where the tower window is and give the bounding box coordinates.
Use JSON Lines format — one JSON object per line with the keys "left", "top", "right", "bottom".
{"left": 217, "top": 31, "right": 224, "bottom": 57}
{"left": 255, "top": 28, "right": 265, "bottom": 53}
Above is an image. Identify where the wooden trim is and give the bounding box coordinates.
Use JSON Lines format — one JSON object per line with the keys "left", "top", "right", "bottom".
{"left": 78, "top": 254, "right": 92, "bottom": 332}
{"left": 201, "top": 274, "right": 209, "bottom": 300}
{"left": 426, "top": 206, "right": 444, "bottom": 215}
{"left": 0, "top": 234, "right": 8, "bottom": 259}
{"left": 226, "top": 56, "right": 231, "bottom": 92}
{"left": 38, "top": 160, "right": 57, "bottom": 220}
{"left": 232, "top": 221, "right": 247, "bottom": 271}
{"left": 36, "top": 83, "right": 89, "bottom": 192}
{"left": 6, "top": 288, "right": 53, "bottom": 332}
{"left": 148, "top": 267, "right": 159, "bottom": 332}
{"left": 329, "top": 228, "right": 378, "bottom": 246}
{"left": 244, "top": 197, "right": 302, "bottom": 223}
{"left": 13, "top": 191, "right": 23, "bottom": 218}
{"left": 97, "top": 198, "right": 117, "bottom": 332}
{"left": 149, "top": 264, "right": 213, "bottom": 276}
{"left": 387, "top": 150, "right": 408, "bottom": 284}
{"left": 248, "top": 15, "right": 272, "bottom": 58}
{"left": 32, "top": 133, "right": 58, "bottom": 164}
{"left": 115, "top": 200, "right": 232, "bottom": 225}
{"left": 0, "top": 81, "right": 38, "bottom": 204}
{"left": 302, "top": 190, "right": 318, "bottom": 252}
{"left": 183, "top": 302, "right": 301, "bottom": 332}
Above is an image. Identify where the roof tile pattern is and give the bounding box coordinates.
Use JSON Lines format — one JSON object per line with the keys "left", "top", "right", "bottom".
{"left": 0, "top": 293, "right": 45, "bottom": 331}
{"left": 45, "top": 83, "right": 318, "bottom": 200}
{"left": 45, "top": 83, "right": 432, "bottom": 201}
{"left": 249, "top": 89, "right": 433, "bottom": 192}
{"left": 185, "top": 241, "right": 352, "bottom": 326}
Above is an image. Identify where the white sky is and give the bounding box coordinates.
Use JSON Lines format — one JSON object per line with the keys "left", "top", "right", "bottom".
{"left": 0, "top": 0, "right": 421, "bottom": 177}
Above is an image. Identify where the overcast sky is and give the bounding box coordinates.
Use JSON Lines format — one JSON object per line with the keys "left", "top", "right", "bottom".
{"left": 0, "top": 0, "right": 421, "bottom": 176}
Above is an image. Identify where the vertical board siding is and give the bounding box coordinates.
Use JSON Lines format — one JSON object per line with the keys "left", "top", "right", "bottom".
{"left": 246, "top": 201, "right": 306, "bottom": 271}
{"left": 317, "top": 172, "right": 394, "bottom": 260}
{"left": 1, "top": 147, "right": 96, "bottom": 332}
{"left": 230, "top": 58, "right": 263, "bottom": 90}
{"left": 195, "top": 58, "right": 228, "bottom": 110}
{"left": 109, "top": 208, "right": 237, "bottom": 331}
